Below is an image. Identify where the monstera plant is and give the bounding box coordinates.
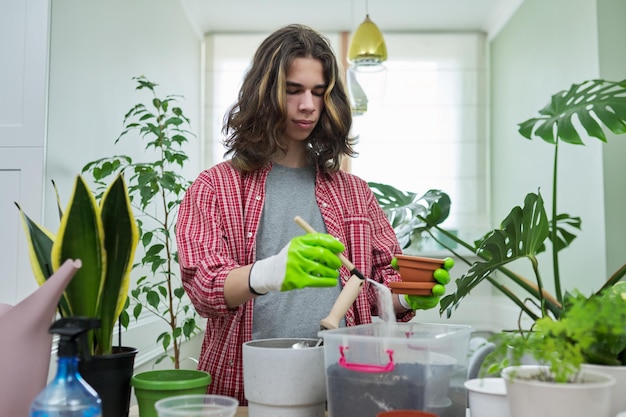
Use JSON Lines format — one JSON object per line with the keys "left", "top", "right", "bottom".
{"left": 367, "top": 186, "right": 451, "bottom": 250}
{"left": 370, "top": 79, "right": 626, "bottom": 322}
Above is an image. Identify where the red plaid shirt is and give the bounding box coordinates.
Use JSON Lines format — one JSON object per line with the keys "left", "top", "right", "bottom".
{"left": 175, "top": 161, "right": 413, "bottom": 404}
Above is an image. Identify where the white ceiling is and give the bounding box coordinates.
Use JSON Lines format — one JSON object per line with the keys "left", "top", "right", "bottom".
{"left": 181, "top": 0, "right": 524, "bottom": 39}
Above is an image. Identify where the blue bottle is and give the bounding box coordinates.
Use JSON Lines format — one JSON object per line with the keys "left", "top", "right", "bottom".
{"left": 30, "top": 317, "right": 102, "bottom": 417}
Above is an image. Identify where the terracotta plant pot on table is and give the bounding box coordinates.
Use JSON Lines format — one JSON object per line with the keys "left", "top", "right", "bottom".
{"left": 389, "top": 255, "right": 444, "bottom": 296}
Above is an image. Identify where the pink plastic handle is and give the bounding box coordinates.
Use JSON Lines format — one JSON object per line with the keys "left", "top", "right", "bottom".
{"left": 338, "top": 345, "right": 395, "bottom": 373}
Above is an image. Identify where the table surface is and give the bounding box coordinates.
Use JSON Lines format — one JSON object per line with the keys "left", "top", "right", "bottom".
{"left": 129, "top": 406, "right": 318, "bottom": 416}
{"left": 131, "top": 405, "right": 468, "bottom": 416}
{"left": 129, "top": 405, "right": 284, "bottom": 417}
{"left": 233, "top": 407, "right": 253, "bottom": 417}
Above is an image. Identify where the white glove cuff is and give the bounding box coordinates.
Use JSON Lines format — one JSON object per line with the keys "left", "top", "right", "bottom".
{"left": 249, "top": 259, "right": 274, "bottom": 295}
{"left": 248, "top": 244, "right": 289, "bottom": 294}
{"left": 248, "top": 262, "right": 266, "bottom": 295}
{"left": 398, "top": 293, "right": 412, "bottom": 310}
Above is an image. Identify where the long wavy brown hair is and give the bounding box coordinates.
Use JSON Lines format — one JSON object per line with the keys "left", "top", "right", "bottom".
{"left": 222, "top": 24, "right": 357, "bottom": 173}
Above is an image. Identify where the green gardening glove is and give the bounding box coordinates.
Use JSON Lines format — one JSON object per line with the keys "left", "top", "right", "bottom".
{"left": 392, "top": 257, "right": 454, "bottom": 310}
{"left": 249, "top": 233, "right": 345, "bottom": 294}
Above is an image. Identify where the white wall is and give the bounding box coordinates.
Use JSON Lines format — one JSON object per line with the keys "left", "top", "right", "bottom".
{"left": 46, "top": 0, "right": 205, "bottom": 370}
{"left": 408, "top": 0, "right": 626, "bottom": 333}
{"left": 490, "top": 0, "right": 612, "bottom": 302}
{"left": 46, "top": 0, "right": 204, "bottom": 225}
{"left": 598, "top": 0, "right": 626, "bottom": 278}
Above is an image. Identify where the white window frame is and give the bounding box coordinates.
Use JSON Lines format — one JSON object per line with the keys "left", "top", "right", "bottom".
{"left": 204, "top": 32, "right": 488, "bottom": 251}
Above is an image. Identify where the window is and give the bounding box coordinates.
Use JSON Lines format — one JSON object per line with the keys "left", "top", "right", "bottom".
{"left": 204, "top": 32, "right": 488, "bottom": 247}
{"left": 350, "top": 33, "right": 489, "bottom": 244}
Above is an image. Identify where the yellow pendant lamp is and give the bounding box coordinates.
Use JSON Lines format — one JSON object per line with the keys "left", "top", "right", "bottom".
{"left": 348, "top": 14, "right": 387, "bottom": 65}
{"left": 347, "top": 7, "right": 387, "bottom": 115}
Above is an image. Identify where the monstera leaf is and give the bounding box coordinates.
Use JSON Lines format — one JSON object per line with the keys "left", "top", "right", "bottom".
{"left": 518, "top": 79, "right": 626, "bottom": 144}
{"left": 440, "top": 192, "right": 550, "bottom": 317}
{"left": 368, "top": 182, "right": 450, "bottom": 249}
{"left": 549, "top": 213, "right": 582, "bottom": 252}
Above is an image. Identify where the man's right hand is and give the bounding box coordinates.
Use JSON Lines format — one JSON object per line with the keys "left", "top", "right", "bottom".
{"left": 248, "top": 233, "right": 345, "bottom": 294}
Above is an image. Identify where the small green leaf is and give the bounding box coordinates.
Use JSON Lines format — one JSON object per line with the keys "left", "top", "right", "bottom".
{"left": 133, "top": 303, "right": 143, "bottom": 320}
{"left": 146, "top": 290, "right": 160, "bottom": 309}
{"left": 174, "top": 287, "right": 185, "bottom": 299}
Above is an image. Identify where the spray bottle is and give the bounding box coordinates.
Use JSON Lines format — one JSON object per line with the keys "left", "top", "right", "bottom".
{"left": 30, "top": 317, "right": 102, "bottom": 417}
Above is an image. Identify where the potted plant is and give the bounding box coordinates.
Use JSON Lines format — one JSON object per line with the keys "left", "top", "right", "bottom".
{"left": 486, "top": 286, "right": 626, "bottom": 377}
{"left": 501, "top": 363, "right": 614, "bottom": 417}
{"left": 578, "top": 283, "right": 626, "bottom": 417}
{"left": 369, "top": 79, "right": 626, "bottom": 416}
{"left": 481, "top": 286, "right": 625, "bottom": 417}
{"left": 81, "top": 76, "right": 209, "bottom": 417}
{"left": 16, "top": 173, "right": 140, "bottom": 417}
{"left": 369, "top": 78, "right": 626, "bottom": 322}
{"left": 82, "top": 75, "right": 201, "bottom": 369}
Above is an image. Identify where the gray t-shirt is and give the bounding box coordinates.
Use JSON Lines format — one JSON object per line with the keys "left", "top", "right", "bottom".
{"left": 252, "top": 163, "right": 344, "bottom": 340}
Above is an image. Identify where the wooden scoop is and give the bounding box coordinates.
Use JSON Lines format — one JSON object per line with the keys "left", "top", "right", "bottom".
{"left": 294, "top": 216, "right": 366, "bottom": 331}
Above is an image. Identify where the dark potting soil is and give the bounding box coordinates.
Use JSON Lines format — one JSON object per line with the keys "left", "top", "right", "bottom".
{"left": 327, "top": 362, "right": 428, "bottom": 417}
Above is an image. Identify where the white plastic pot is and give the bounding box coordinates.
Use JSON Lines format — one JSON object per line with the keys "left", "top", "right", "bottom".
{"left": 502, "top": 365, "right": 615, "bottom": 417}
{"left": 243, "top": 338, "right": 326, "bottom": 417}
{"left": 464, "top": 377, "right": 509, "bottom": 417}
{"left": 582, "top": 363, "right": 626, "bottom": 417}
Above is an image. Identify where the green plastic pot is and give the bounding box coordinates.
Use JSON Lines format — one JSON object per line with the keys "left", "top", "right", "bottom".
{"left": 131, "top": 369, "right": 211, "bottom": 417}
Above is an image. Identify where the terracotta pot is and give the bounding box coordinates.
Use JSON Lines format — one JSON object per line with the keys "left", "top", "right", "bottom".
{"left": 376, "top": 411, "right": 438, "bottom": 417}
{"left": 389, "top": 255, "right": 443, "bottom": 296}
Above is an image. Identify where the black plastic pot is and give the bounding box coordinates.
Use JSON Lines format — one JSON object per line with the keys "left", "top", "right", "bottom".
{"left": 79, "top": 346, "right": 138, "bottom": 417}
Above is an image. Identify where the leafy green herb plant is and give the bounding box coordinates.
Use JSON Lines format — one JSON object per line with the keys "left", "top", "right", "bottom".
{"left": 82, "top": 76, "right": 199, "bottom": 368}
{"left": 485, "top": 284, "right": 626, "bottom": 382}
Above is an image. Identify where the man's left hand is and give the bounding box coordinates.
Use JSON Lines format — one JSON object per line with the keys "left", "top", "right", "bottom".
{"left": 392, "top": 257, "right": 454, "bottom": 311}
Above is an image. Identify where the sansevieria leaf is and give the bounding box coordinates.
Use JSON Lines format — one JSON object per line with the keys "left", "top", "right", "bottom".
{"left": 95, "top": 174, "right": 139, "bottom": 355}
{"left": 15, "top": 203, "right": 71, "bottom": 318}
{"left": 15, "top": 204, "right": 55, "bottom": 286}
{"left": 51, "top": 176, "right": 105, "bottom": 319}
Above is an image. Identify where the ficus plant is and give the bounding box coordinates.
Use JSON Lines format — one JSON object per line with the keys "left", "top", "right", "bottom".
{"left": 370, "top": 79, "right": 626, "bottom": 323}
{"left": 82, "top": 76, "right": 199, "bottom": 368}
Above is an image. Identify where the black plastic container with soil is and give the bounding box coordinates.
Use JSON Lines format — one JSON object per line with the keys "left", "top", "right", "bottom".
{"left": 327, "top": 362, "right": 428, "bottom": 417}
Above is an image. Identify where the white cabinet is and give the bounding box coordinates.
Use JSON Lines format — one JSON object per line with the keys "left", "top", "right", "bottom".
{"left": 0, "top": 0, "right": 50, "bottom": 304}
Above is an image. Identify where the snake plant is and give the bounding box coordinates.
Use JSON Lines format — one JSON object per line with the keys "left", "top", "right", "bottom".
{"left": 16, "top": 173, "right": 139, "bottom": 356}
